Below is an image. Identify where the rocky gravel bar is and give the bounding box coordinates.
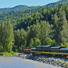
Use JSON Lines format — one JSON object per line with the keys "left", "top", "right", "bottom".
{"left": 17, "top": 53, "right": 68, "bottom": 68}
{"left": 33, "top": 56, "right": 68, "bottom": 68}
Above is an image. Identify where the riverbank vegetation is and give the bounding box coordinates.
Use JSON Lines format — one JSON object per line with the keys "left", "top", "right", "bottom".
{"left": 0, "top": 4, "right": 68, "bottom": 53}
{"left": 0, "top": 52, "right": 16, "bottom": 56}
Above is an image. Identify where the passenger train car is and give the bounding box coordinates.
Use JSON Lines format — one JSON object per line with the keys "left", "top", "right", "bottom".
{"left": 24, "top": 45, "right": 68, "bottom": 57}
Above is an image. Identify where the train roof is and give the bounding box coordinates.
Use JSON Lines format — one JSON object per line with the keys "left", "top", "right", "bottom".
{"left": 36, "top": 45, "right": 41, "bottom": 47}
{"left": 36, "top": 45, "right": 51, "bottom": 47}
{"left": 60, "top": 48, "right": 68, "bottom": 50}
{"left": 31, "top": 47, "right": 36, "bottom": 49}
{"left": 41, "top": 45, "right": 51, "bottom": 47}
{"left": 50, "top": 46, "right": 61, "bottom": 49}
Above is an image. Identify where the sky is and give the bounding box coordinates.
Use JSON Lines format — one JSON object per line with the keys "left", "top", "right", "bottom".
{"left": 0, "top": 0, "right": 60, "bottom": 8}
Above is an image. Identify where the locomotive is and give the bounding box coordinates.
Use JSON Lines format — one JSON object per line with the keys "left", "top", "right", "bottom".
{"left": 24, "top": 45, "right": 68, "bottom": 57}
{"left": 24, "top": 47, "right": 31, "bottom": 53}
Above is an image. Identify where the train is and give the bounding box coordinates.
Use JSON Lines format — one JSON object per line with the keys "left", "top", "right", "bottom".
{"left": 24, "top": 45, "right": 68, "bottom": 57}
{"left": 24, "top": 47, "right": 31, "bottom": 53}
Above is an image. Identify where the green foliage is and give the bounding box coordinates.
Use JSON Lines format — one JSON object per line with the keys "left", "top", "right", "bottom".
{"left": 52, "top": 39, "right": 58, "bottom": 46}
{"left": 0, "top": 22, "right": 14, "bottom": 52}
{"left": 1, "top": 3, "right": 68, "bottom": 52}
{"left": 29, "top": 38, "right": 34, "bottom": 47}
{"left": 65, "top": 43, "right": 68, "bottom": 48}
{"left": 43, "top": 38, "right": 52, "bottom": 45}
{"left": 43, "top": 38, "right": 57, "bottom": 46}
{"left": 60, "top": 43, "right": 64, "bottom": 47}
{"left": 59, "top": 12, "right": 68, "bottom": 44}
{"left": 39, "top": 21, "right": 51, "bottom": 44}
{"left": 14, "top": 29, "right": 27, "bottom": 52}
{"left": 28, "top": 38, "right": 41, "bottom": 47}
{"left": 53, "top": 12, "right": 68, "bottom": 44}
{"left": 0, "top": 23, "right": 5, "bottom": 50}
{"left": 3, "top": 52, "right": 12, "bottom": 56}
{"left": 5, "top": 22, "right": 14, "bottom": 52}
{"left": 0, "top": 46, "right": 3, "bottom": 52}
{"left": 33, "top": 38, "right": 41, "bottom": 47}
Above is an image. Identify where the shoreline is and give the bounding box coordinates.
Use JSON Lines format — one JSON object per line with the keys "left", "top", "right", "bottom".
{"left": 21, "top": 58, "right": 63, "bottom": 68}
{"left": 1, "top": 53, "right": 68, "bottom": 68}
{"left": 0, "top": 56, "right": 63, "bottom": 68}
{"left": 17, "top": 53, "right": 68, "bottom": 68}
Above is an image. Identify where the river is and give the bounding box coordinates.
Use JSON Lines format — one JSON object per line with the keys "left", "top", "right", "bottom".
{"left": 0, "top": 56, "right": 63, "bottom": 68}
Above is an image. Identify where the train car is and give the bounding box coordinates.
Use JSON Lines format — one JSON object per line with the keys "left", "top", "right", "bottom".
{"left": 50, "top": 46, "right": 62, "bottom": 55}
{"left": 60, "top": 48, "right": 68, "bottom": 56}
{"left": 41, "top": 45, "right": 51, "bottom": 54}
{"left": 31, "top": 45, "right": 51, "bottom": 54}
{"left": 31, "top": 45, "right": 42, "bottom": 54}
{"left": 31, "top": 45, "right": 65, "bottom": 56}
{"left": 36, "top": 45, "right": 42, "bottom": 51}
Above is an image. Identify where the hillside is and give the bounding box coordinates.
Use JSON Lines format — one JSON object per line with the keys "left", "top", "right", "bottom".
{"left": 0, "top": 5, "right": 29, "bottom": 14}
{"left": 0, "top": 6, "right": 46, "bottom": 24}
{"left": 0, "top": 0, "right": 68, "bottom": 25}
{"left": 1, "top": 3, "right": 68, "bottom": 52}
{"left": 0, "top": 0, "right": 68, "bottom": 52}
{"left": 46, "top": 0, "right": 68, "bottom": 6}
{"left": 0, "top": 0, "right": 68, "bottom": 14}
{"left": 0, "top": 0, "right": 68, "bottom": 28}
{"left": 58, "top": 0, "right": 68, "bottom": 4}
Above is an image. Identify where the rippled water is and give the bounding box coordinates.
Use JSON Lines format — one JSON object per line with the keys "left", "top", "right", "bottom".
{"left": 0, "top": 56, "right": 62, "bottom": 68}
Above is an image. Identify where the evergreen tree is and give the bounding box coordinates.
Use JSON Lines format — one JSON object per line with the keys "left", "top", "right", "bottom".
{"left": 29, "top": 38, "right": 34, "bottom": 47}
{"left": 14, "top": 29, "right": 27, "bottom": 52}
{"left": 14, "top": 29, "right": 20, "bottom": 52}
{"left": 20, "top": 29, "right": 27, "bottom": 51}
{"left": 59, "top": 12, "right": 68, "bottom": 44}
{"left": 53, "top": 13, "right": 60, "bottom": 43}
{"left": 39, "top": 21, "right": 51, "bottom": 44}
{"left": 0, "top": 23, "right": 5, "bottom": 50}
{"left": 5, "top": 22, "right": 14, "bottom": 52}
{"left": 53, "top": 12, "right": 68, "bottom": 45}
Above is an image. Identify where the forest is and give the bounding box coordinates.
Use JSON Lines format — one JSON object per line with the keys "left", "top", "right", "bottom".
{"left": 0, "top": 3, "right": 68, "bottom": 53}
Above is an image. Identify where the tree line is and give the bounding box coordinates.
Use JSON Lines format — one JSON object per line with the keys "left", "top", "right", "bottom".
{"left": 0, "top": 4, "right": 68, "bottom": 52}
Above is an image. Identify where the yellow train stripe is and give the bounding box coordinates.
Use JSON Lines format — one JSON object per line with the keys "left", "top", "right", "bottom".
{"left": 60, "top": 53, "right": 68, "bottom": 55}
{"left": 42, "top": 52, "right": 50, "bottom": 54}
{"left": 31, "top": 51, "right": 68, "bottom": 55}
{"left": 49, "top": 52, "right": 59, "bottom": 54}
{"left": 31, "top": 51, "right": 42, "bottom": 53}
{"left": 31, "top": 51, "right": 49, "bottom": 54}
{"left": 24, "top": 49, "right": 31, "bottom": 50}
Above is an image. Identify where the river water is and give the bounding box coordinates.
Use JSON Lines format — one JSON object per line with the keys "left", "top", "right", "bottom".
{"left": 0, "top": 56, "right": 62, "bottom": 68}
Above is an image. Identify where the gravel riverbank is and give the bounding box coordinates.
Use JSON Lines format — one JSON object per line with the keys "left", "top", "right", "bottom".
{"left": 22, "top": 58, "right": 63, "bottom": 68}
{"left": 32, "top": 56, "right": 68, "bottom": 68}
{"left": 17, "top": 53, "right": 68, "bottom": 68}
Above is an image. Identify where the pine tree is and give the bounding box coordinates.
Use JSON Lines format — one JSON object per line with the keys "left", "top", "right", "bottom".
{"left": 53, "top": 12, "right": 68, "bottom": 44}
{"left": 53, "top": 13, "right": 60, "bottom": 43}
{"left": 29, "top": 38, "right": 34, "bottom": 47}
{"left": 59, "top": 12, "right": 68, "bottom": 44}
{"left": 5, "top": 22, "right": 14, "bottom": 52}
{"left": 0, "top": 23, "right": 6, "bottom": 51}
{"left": 40, "top": 21, "right": 51, "bottom": 44}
